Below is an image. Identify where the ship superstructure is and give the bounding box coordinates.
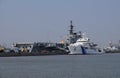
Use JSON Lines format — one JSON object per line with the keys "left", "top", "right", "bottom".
{"left": 67, "top": 21, "right": 82, "bottom": 44}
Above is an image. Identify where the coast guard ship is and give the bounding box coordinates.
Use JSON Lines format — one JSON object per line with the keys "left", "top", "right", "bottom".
{"left": 67, "top": 21, "right": 104, "bottom": 54}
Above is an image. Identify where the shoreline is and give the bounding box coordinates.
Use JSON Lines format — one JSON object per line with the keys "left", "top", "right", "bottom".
{"left": 0, "top": 51, "right": 69, "bottom": 57}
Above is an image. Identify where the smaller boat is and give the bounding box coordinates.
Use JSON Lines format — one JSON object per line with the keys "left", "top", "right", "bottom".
{"left": 104, "top": 40, "right": 120, "bottom": 53}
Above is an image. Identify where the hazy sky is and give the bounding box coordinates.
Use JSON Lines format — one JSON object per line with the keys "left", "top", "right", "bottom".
{"left": 0, "top": 0, "right": 120, "bottom": 47}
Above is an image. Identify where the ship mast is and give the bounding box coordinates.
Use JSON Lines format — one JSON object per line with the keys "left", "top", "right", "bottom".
{"left": 67, "top": 20, "right": 76, "bottom": 44}
{"left": 69, "top": 20, "right": 74, "bottom": 35}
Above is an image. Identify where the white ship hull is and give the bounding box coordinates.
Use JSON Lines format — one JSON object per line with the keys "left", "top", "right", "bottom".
{"left": 68, "top": 44, "right": 104, "bottom": 55}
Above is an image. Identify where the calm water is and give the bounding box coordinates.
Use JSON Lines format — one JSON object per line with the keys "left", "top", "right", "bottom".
{"left": 0, "top": 53, "right": 120, "bottom": 78}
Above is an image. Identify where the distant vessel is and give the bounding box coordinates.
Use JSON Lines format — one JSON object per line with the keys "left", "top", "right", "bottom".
{"left": 104, "top": 40, "right": 120, "bottom": 53}
{"left": 67, "top": 21, "right": 104, "bottom": 54}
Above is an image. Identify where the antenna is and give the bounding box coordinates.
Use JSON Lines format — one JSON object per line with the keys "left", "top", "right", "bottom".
{"left": 69, "top": 20, "right": 74, "bottom": 35}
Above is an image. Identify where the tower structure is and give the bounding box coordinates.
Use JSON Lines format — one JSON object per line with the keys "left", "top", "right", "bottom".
{"left": 69, "top": 20, "right": 74, "bottom": 35}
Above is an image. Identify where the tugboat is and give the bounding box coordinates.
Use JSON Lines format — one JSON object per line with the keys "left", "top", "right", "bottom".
{"left": 67, "top": 21, "right": 104, "bottom": 54}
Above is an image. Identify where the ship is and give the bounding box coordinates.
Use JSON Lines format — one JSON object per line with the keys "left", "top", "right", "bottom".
{"left": 104, "top": 40, "right": 120, "bottom": 53}
{"left": 67, "top": 21, "right": 104, "bottom": 54}
{"left": 0, "top": 21, "right": 105, "bottom": 57}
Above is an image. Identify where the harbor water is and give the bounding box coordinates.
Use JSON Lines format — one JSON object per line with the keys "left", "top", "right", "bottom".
{"left": 0, "top": 53, "right": 120, "bottom": 78}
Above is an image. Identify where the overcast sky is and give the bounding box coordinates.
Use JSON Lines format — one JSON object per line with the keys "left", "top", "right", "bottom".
{"left": 0, "top": 0, "right": 120, "bottom": 47}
